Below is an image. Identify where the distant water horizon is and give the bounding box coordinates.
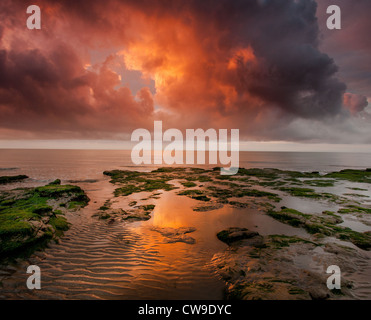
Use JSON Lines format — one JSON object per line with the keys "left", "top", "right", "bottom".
{"left": 0, "top": 149, "right": 370, "bottom": 192}
{"left": 1, "top": 150, "right": 371, "bottom": 183}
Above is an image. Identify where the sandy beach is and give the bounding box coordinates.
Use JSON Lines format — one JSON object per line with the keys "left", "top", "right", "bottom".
{"left": 1, "top": 159, "right": 370, "bottom": 300}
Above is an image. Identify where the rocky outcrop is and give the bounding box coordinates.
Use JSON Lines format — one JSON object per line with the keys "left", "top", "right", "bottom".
{"left": 217, "top": 227, "right": 261, "bottom": 246}
{"left": 0, "top": 181, "right": 89, "bottom": 259}
{"left": 151, "top": 227, "right": 196, "bottom": 244}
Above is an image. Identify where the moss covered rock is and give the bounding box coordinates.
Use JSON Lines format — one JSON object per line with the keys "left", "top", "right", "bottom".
{"left": 0, "top": 181, "right": 89, "bottom": 259}
{"left": 0, "top": 175, "right": 28, "bottom": 184}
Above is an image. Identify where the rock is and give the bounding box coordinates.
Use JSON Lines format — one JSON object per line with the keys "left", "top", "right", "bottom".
{"left": 193, "top": 203, "right": 223, "bottom": 212}
{"left": 41, "top": 217, "right": 50, "bottom": 224}
{"left": 309, "top": 289, "right": 330, "bottom": 300}
{"left": 129, "top": 201, "right": 137, "bottom": 207}
{"left": 151, "top": 227, "right": 196, "bottom": 244}
{"left": 217, "top": 228, "right": 260, "bottom": 245}
{"left": 95, "top": 204, "right": 155, "bottom": 222}
{"left": 167, "top": 235, "right": 196, "bottom": 245}
{"left": 28, "top": 220, "right": 45, "bottom": 231}
{"left": 122, "top": 209, "right": 151, "bottom": 221}
{"left": 239, "top": 236, "right": 265, "bottom": 248}
{"left": 48, "top": 179, "right": 61, "bottom": 185}
{"left": 0, "top": 175, "right": 28, "bottom": 185}
{"left": 0, "top": 181, "right": 89, "bottom": 258}
{"left": 32, "top": 206, "right": 53, "bottom": 215}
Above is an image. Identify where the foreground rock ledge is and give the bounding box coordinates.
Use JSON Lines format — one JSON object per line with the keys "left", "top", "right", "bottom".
{"left": 212, "top": 227, "right": 368, "bottom": 300}
{"left": 0, "top": 179, "right": 89, "bottom": 260}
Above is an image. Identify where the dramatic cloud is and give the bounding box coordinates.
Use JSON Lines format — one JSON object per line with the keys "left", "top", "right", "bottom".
{"left": 119, "top": 0, "right": 347, "bottom": 127}
{"left": 343, "top": 93, "right": 368, "bottom": 114}
{"left": 317, "top": 0, "right": 371, "bottom": 99}
{"left": 0, "top": 0, "right": 370, "bottom": 142}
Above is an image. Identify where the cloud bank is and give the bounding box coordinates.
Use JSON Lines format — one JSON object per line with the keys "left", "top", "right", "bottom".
{"left": 0, "top": 0, "right": 370, "bottom": 143}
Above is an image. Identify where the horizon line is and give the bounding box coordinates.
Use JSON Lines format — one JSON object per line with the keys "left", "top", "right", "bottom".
{"left": 1, "top": 140, "right": 371, "bottom": 153}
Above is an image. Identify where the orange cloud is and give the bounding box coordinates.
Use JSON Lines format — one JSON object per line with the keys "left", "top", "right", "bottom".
{"left": 0, "top": 0, "right": 357, "bottom": 142}
{"left": 343, "top": 93, "right": 369, "bottom": 115}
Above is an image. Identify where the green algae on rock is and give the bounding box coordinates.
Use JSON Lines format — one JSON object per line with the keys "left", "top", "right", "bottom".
{"left": 211, "top": 230, "right": 359, "bottom": 300}
{"left": 104, "top": 170, "right": 177, "bottom": 196}
{"left": 0, "top": 182, "right": 89, "bottom": 259}
{"left": 96, "top": 167, "right": 371, "bottom": 299}
{"left": 192, "top": 202, "right": 224, "bottom": 212}
{"left": 181, "top": 181, "right": 197, "bottom": 188}
{"left": 0, "top": 175, "right": 28, "bottom": 185}
{"left": 93, "top": 202, "right": 156, "bottom": 222}
{"left": 325, "top": 169, "right": 371, "bottom": 183}
{"left": 101, "top": 168, "right": 370, "bottom": 250}
{"left": 338, "top": 205, "right": 371, "bottom": 214}
{"left": 267, "top": 207, "right": 371, "bottom": 250}
{"left": 178, "top": 189, "right": 211, "bottom": 202}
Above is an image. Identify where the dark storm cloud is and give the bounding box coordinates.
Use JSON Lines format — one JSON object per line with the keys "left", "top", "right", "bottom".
{"left": 117, "top": 0, "right": 347, "bottom": 119}
{"left": 317, "top": 0, "right": 371, "bottom": 99}
{"left": 0, "top": 0, "right": 367, "bottom": 141}
{"left": 0, "top": 1, "right": 154, "bottom": 137}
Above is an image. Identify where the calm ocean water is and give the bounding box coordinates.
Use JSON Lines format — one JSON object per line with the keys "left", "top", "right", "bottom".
{"left": 1, "top": 149, "right": 371, "bottom": 182}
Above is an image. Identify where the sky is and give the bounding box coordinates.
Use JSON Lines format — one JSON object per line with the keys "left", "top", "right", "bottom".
{"left": 0, "top": 0, "right": 370, "bottom": 151}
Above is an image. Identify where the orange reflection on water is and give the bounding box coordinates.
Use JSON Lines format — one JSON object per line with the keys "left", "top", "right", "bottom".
{"left": 151, "top": 192, "right": 196, "bottom": 229}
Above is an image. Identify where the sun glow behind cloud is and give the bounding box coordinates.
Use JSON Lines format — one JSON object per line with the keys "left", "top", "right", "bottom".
{"left": 0, "top": 0, "right": 371, "bottom": 148}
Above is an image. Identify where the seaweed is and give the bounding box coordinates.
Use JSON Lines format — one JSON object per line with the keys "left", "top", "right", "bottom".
{"left": 325, "top": 169, "right": 371, "bottom": 183}
{"left": 267, "top": 208, "right": 371, "bottom": 250}
{"left": 0, "top": 182, "right": 89, "bottom": 258}
{"left": 0, "top": 175, "right": 28, "bottom": 184}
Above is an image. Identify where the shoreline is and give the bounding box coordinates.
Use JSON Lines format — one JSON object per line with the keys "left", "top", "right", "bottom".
{"left": 0, "top": 167, "right": 370, "bottom": 299}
